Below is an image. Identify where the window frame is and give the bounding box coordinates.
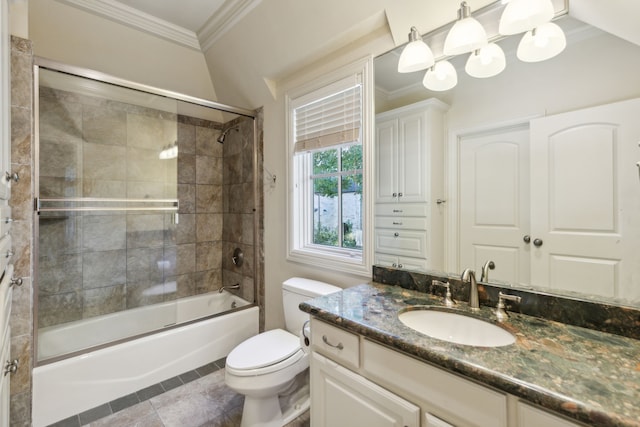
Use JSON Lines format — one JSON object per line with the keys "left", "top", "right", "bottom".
{"left": 285, "top": 57, "right": 373, "bottom": 277}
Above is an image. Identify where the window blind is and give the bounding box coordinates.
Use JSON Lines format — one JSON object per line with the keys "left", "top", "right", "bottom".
{"left": 294, "top": 84, "right": 361, "bottom": 153}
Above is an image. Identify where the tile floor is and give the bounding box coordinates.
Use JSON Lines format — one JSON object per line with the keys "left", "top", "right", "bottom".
{"left": 47, "top": 359, "right": 310, "bottom": 427}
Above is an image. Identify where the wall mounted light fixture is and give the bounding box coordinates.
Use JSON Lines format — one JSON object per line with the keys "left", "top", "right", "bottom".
{"left": 398, "top": 0, "right": 566, "bottom": 90}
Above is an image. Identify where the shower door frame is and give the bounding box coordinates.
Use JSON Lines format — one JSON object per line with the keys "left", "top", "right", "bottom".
{"left": 33, "top": 57, "right": 261, "bottom": 365}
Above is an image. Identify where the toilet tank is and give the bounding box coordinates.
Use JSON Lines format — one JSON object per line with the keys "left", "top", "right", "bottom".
{"left": 282, "top": 277, "right": 341, "bottom": 335}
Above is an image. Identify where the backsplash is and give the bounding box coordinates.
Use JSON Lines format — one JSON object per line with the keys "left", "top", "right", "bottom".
{"left": 373, "top": 266, "right": 640, "bottom": 340}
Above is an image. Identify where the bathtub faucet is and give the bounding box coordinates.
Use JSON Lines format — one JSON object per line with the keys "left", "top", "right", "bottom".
{"left": 219, "top": 284, "right": 240, "bottom": 293}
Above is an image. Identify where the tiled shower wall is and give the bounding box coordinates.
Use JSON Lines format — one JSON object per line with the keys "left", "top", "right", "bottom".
{"left": 37, "top": 87, "right": 257, "bottom": 329}
{"left": 7, "top": 35, "right": 264, "bottom": 426}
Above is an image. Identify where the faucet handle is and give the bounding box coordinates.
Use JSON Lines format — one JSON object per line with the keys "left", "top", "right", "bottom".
{"left": 431, "top": 280, "right": 456, "bottom": 307}
{"left": 494, "top": 292, "right": 522, "bottom": 322}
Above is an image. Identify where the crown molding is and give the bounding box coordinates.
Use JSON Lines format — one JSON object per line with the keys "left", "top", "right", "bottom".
{"left": 198, "top": 0, "right": 262, "bottom": 52}
{"left": 56, "top": 0, "right": 201, "bottom": 50}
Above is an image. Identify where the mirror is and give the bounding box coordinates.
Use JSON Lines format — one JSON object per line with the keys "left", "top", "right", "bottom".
{"left": 374, "top": 15, "right": 640, "bottom": 308}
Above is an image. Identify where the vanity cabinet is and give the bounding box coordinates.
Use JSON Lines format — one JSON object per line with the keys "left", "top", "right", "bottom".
{"left": 310, "top": 318, "right": 507, "bottom": 427}
{"left": 375, "top": 99, "right": 448, "bottom": 271}
{"left": 310, "top": 318, "right": 585, "bottom": 427}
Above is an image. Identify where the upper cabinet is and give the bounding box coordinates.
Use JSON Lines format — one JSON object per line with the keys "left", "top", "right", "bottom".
{"left": 374, "top": 99, "right": 448, "bottom": 271}
{"left": 375, "top": 99, "right": 448, "bottom": 204}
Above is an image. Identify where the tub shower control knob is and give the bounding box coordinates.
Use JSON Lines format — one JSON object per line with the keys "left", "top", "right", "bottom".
{"left": 4, "top": 359, "right": 19, "bottom": 376}
{"left": 5, "top": 171, "right": 19, "bottom": 183}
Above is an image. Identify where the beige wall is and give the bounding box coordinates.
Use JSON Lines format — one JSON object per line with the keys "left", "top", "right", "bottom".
{"left": 28, "top": 0, "right": 217, "bottom": 101}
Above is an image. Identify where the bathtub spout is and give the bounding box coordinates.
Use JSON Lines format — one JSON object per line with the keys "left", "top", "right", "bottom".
{"left": 219, "top": 284, "right": 240, "bottom": 293}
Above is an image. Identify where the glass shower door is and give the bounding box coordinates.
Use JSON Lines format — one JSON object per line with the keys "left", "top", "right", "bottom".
{"left": 36, "top": 67, "right": 180, "bottom": 360}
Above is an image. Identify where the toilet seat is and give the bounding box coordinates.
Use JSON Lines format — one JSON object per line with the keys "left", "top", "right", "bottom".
{"left": 226, "top": 329, "right": 304, "bottom": 377}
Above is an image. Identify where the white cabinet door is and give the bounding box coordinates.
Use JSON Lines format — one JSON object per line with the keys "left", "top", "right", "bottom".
{"left": 530, "top": 98, "right": 640, "bottom": 300}
{"left": 376, "top": 118, "right": 399, "bottom": 203}
{"left": 311, "top": 352, "right": 420, "bottom": 427}
{"left": 397, "top": 111, "right": 427, "bottom": 203}
{"left": 458, "top": 126, "right": 530, "bottom": 285}
{"left": 0, "top": 0, "right": 10, "bottom": 201}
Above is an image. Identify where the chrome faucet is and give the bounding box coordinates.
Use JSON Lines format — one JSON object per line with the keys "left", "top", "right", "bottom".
{"left": 461, "top": 268, "right": 480, "bottom": 311}
{"left": 480, "top": 260, "right": 495, "bottom": 282}
{"left": 219, "top": 284, "right": 240, "bottom": 293}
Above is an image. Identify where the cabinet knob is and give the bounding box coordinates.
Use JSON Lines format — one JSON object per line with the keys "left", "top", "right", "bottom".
{"left": 398, "top": 192, "right": 403, "bottom": 197}
{"left": 398, "top": 263, "right": 403, "bottom": 268}
{"left": 523, "top": 235, "right": 531, "bottom": 244}
{"left": 394, "top": 232, "right": 399, "bottom": 237}
{"left": 392, "top": 263, "right": 397, "bottom": 267}
{"left": 533, "top": 238, "right": 543, "bottom": 247}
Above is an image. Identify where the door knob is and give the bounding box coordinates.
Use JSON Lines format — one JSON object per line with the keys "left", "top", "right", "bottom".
{"left": 533, "top": 238, "right": 543, "bottom": 247}
{"left": 523, "top": 235, "right": 531, "bottom": 244}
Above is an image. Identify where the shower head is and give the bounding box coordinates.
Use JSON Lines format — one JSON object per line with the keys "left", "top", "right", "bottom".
{"left": 217, "top": 125, "right": 239, "bottom": 144}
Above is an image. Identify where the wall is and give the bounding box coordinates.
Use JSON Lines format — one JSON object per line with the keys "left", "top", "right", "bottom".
{"left": 28, "top": 0, "right": 217, "bottom": 102}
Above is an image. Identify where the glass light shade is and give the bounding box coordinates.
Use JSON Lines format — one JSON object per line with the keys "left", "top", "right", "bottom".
{"left": 398, "top": 27, "right": 435, "bottom": 73}
{"left": 465, "top": 43, "right": 506, "bottom": 78}
{"left": 517, "top": 22, "right": 566, "bottom": 62}
{"left": 423, "top": 61, "right": 458, "bottom": 91}
{"left": 443, "top": 2, "right": 487, "bottom": 55}
{"left": 499, "top": 0, "right": 554, "bottom": 35}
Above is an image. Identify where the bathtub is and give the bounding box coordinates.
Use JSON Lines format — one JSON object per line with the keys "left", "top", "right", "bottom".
{"left": 32, "top": 291, "right": 258, "bottom": 427}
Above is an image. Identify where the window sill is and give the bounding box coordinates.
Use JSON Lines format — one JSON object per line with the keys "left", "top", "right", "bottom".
{"left": 287, "top": 247, "right": 370, "bottom": 278}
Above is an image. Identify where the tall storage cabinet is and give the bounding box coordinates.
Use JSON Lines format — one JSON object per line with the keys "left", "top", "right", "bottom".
{"left": 374, "top": 99, "right": 448, "bottom": 271}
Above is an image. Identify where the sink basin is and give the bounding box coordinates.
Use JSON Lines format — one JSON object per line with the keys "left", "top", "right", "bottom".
{"left": 398, "top": 308, "right": 516, "bottom": 347}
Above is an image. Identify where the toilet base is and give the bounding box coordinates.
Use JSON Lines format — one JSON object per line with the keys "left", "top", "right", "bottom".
{"left": 239, "top": 371, "right": 310, "bottom": 427}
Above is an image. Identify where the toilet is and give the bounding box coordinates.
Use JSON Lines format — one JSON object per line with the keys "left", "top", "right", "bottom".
{"left": 225, "top": 277, "right": 341, "bottom": 427}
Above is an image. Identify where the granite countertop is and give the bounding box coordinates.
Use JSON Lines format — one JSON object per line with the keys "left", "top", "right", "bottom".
{"left": 300, "top": 282, "right": 640, "bottom": 427}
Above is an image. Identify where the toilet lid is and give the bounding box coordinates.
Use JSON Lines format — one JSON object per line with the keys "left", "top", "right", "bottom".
{"left": 227, "top": 329, "right": 300, "bottom": 370}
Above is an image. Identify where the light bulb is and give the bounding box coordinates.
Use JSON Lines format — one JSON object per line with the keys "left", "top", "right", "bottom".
{"left": 443, "top": 2, "right": 487, "bottom": 56}
{"left": 398, "top": 27, "right": 435, "bottom": 73}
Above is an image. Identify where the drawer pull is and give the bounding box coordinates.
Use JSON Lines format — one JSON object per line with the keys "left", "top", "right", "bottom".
{"left": 392, "top": 209, "right": 403, "bottom": 213}
{"left": 322, "top": 335, "right": 344, "bottom": 350}
{"left": 392, "top": 221, "right": 402, "bottom": 225}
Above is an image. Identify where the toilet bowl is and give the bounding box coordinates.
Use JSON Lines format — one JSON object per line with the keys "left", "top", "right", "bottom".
{"left": 225, "top": 278, "right": 341, "bottom": 427}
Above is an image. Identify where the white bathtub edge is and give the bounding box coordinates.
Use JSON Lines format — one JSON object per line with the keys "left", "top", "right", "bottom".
{"left": 33, "top": 306, "right": 258, "bottom": 427}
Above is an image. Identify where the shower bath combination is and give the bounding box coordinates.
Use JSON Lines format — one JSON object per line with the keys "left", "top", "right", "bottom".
{"left": 32, "top": 58, "right": 261, "bottom": 426}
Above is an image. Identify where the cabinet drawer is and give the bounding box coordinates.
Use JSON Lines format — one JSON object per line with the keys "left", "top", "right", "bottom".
{"left": 517, "top": 401, "right": 584, "bottom": 427}
{"left": 363, "top": 340, "right": 508, "bottom": 427}
{"left": 376, "top": 216, "right": 427, "bottom": 230}
{"left": 375, "top": 254, "right": 427, "bottom": 271}
{"left": 376, "top": 203, "right": 428, "bottom": 217}
{"left": 311, "top": 319, "right": 360, "bottom": 370}
{"left": 375, "top": 229, "right": 427, "bottom": 258}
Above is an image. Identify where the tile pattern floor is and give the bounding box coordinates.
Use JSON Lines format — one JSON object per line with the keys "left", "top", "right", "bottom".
{"left": 48, "top": 359, "right": 310, "bottom": 427}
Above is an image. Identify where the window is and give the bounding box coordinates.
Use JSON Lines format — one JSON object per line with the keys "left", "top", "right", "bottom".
{"left": 286, "top": 59, "right": 372, "bottom": 276}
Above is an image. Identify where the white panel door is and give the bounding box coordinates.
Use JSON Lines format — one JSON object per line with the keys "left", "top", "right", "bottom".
{"left": 530, "top": 98, "right": 640, "bottom": 300}
{"left": 459, "top": 126, "right": 530, "bottom": 285}
{"left": 311, "top": 352, "right": 420, "bottom": 427}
